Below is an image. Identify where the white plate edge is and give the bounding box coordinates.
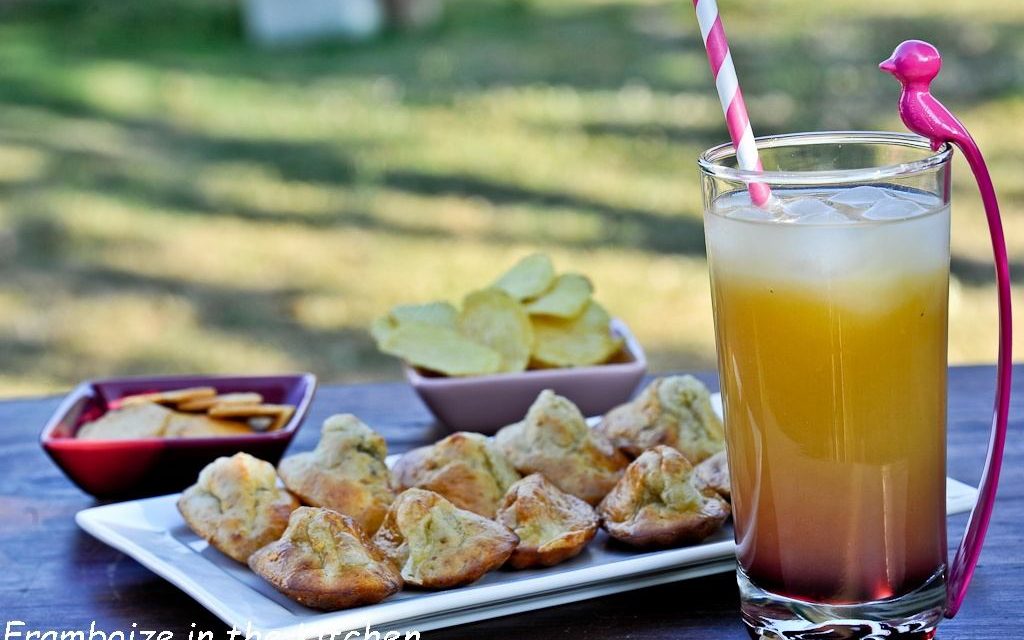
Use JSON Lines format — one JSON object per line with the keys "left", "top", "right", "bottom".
{"left": 76, "top": 388, "right": 981, "bottom": 636}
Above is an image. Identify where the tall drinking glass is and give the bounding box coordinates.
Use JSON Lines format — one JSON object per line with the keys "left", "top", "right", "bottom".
{"left": 700, "top": 132, "right": 953, "bottom": 639}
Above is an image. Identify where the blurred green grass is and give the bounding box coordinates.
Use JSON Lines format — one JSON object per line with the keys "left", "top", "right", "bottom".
{"left": 0, "top": 0, "right": 1021, "bottom": 396}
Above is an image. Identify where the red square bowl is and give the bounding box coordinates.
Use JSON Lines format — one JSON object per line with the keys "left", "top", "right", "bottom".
{"left": 40, "top": 373, "right": 317, "bottom": 499}
{"left": 405, "top": 318, "right": 647, "bottom": 434}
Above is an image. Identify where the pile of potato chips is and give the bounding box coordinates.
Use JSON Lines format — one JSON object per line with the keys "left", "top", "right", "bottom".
{"left": 372, "top": 254, "right": 624, "bottom": 376}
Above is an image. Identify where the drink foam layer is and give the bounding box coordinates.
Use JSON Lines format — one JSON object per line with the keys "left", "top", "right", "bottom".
{"left": 705, "top": 186, "right": 950, "bottom": 290}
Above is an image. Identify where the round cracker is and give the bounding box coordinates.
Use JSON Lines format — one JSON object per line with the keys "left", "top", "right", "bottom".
{"left": 117, "top": 386, "right": 217, "bottom": 408}
{"left": 165, "top": 413, "right": 255, "bottom": 438}
{"left": 208, "top": 404, "right": 296, "bottom": 431}
{"left": 77, "top": 404, "right": 175, "bottom": 440}
{"left": 178, "top": 392, "right": 264, "bottom": 412}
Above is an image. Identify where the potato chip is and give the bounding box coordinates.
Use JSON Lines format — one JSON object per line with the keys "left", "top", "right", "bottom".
{"left": 458, "top": 288, "right": 533, "bottom": 372}
{"left": 371, "top": 301, "right": 458, "bottom": 348}
{"left": 531, "top": 301, "right": 623, "bottom": 367}
{"left": 380, "top": 323, "right": 502, "bottom": 376}
{"left": 390, "top": 301, "right": 458, "bottom": 328}
{"left": 492, "top": 253, "right": 555, "bottom": 301}
{"left": 525, "top": 273, "right": 593, "bottom": 318}
{"left": 370, "top": 316, "right": 398, "bottom": 346}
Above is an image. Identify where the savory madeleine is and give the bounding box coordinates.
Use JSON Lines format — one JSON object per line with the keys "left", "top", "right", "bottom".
{"left": 392, "top": 431, "right": 520, "bottom": 518}
{"left": 372, "top": 488, "right": 518, "bottom": 589}
{"left": 177, "top": 452, "right": 299, "bottom": 563}
{"left": 278, "top": 414, "right": 394, "bottom": 533}
{"left": 249, "top": 507, "right": 402, "bottom": 610}
{"left": 495, "top": 390, "right": 628, "bottom": 505}
{"left": 596, "top": 375, "right": 725, "bottom": 463}
{"left": 694, "top": 450, "right": 731, "bottom": 501}
{"left": 598, "top": 445, "right": 729, "bottom": 549}
{"left": 496, "top": 473, "right": 598, "bottom": 569}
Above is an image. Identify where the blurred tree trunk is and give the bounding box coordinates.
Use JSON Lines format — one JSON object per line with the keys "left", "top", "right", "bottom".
{"left": 381, "top": 0, "right": 443, "bottom": 30}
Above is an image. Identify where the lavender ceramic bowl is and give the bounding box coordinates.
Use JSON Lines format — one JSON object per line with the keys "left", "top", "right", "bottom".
{"left": 404, "top": 318, "right": 647, "bottom": 433}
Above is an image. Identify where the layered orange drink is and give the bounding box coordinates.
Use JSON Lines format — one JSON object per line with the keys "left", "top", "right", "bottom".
{"left": 705, "top": 185, "right": 950, "bottom": 604}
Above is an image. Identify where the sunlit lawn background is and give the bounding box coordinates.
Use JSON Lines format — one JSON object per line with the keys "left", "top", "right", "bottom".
{"left": 0, "top": 0, "right": 1021, "bottom": 396}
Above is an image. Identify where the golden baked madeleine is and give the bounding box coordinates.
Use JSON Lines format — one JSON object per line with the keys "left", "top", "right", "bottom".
{"left": 496, "top": 474, "right": 598, "bottom": 569}
{"left": 392, "top": 431, "right": 520, "bottom": 518}
{"left": 249, "top": 507, "right": 403, "bottom": 611}
{"left": 596, "top": 375, "right": 725, "bottom": 462}
{"left": 694, "top": 450, "right": 731, "bottom": 501}
{"left": 598, "top": 445, "right": 729, "bottom": 548}
{"left": 495, "top": 390, "right": 628, "bottom": 505}
{"left": 278, "top": 414, "right": 395, "bottom": 533}
{"left": 372, "top": 488, "right": 518, "bottom": 589}
{"left": 177, "top": 452, "right": 299, "bottom": 563}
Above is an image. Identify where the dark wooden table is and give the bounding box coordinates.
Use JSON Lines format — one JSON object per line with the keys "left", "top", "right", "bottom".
{"left": 1, "top": 366, "right": 1020, "bottom": 638}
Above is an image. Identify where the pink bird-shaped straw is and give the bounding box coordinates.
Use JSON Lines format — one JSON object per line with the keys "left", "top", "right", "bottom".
{"left": 880, "top": 39, "right": 1013, "bottom": 619}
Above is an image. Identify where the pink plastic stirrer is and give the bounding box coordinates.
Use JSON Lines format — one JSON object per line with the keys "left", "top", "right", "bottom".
{"left": 880, "top": 39, "right": 1013, "bottom": 618}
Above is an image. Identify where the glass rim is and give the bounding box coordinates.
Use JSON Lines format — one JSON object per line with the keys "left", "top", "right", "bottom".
{"left": 697, "top": 131, "right": 953, "bottom": 185}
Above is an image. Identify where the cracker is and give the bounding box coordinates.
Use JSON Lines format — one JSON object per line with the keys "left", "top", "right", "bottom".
{"left": 77, "top": 403, "right": 175, "bottom": 440}
{"left": 165, "top": 413, "right": 255, "bottom": 438}
{"left": 177, "top": 392, "right": 264, "bottom": 412}
{"left": 208, "top": 404, "right": 296, "bottom": 431}
{"left": 117, "top": 386, "right": 217, "bottom": 408}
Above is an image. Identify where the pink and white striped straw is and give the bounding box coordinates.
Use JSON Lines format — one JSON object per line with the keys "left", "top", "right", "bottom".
{"left": 692, "top": 0, "right": 772, "bottom": 206}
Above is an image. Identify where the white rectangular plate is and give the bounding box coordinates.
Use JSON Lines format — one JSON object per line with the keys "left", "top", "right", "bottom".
{"left": 77, "top": 394, "right": 979, "bottom": 638}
